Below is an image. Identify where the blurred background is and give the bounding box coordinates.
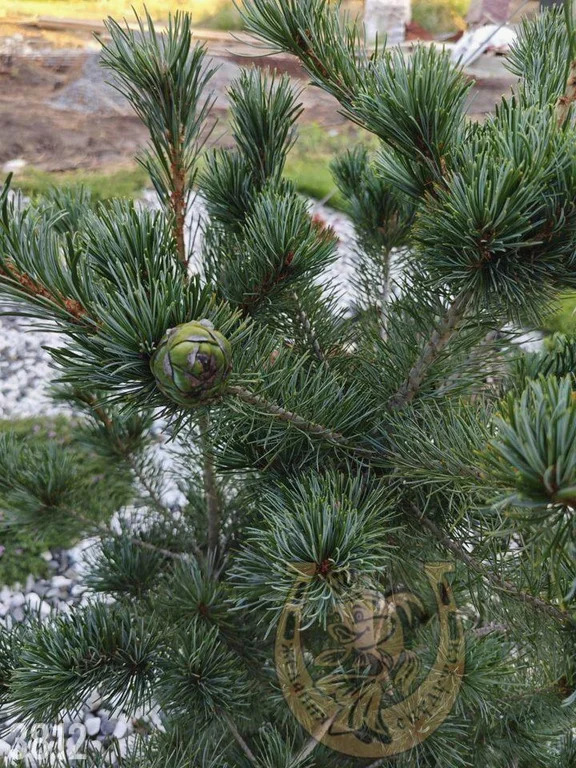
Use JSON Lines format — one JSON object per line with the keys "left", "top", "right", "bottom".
{"left": 0, "top": 1, "right": 540, "bottom": 35}
{"left": 0, "top": 0, "right": 573, "bottom": 340}
{"left": 0, "top": 0, "right": 539, "bottom": 193}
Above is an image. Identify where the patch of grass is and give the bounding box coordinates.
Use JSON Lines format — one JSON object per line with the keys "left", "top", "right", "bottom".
{"left": 543, "top": 293, "right": 576, "bottom": 335}
{"left": 10, "top": 124, "right": 372, "bottom": 212}
{"left": 7, "top": 119, "right": 379, "bottom": 218}
{"left": 285, "top": 123, "right": 377, "bottom": 211}
{"left": 0, "top": 416, "right": 134, "bottom": 586}
{"left": 0, "top": 418, "right": 73, "bottom": 586}
{"left": 12, "top": 165, "right": 148, "bottom": 202}
{"left": 0, "top": 417, "right": 71, "bottom": 585}
{"left": 1, "top": 530, "right": 55, "bottom": 587}
{"left": 2, "top": 0, "right": 237, "bottom": 25}
{"left": 201, "top": 3, "right": 244, "bottom": 31}
{"left": 412, "top": 0, "right": 470, "bottom": 34}
{"left": 285, "top": 156, "right": 345, "bottom": 209}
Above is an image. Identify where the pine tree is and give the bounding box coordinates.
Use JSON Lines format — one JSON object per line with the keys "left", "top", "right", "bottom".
{"left": 2, "top": 2, "right": 576, "bottom": 766}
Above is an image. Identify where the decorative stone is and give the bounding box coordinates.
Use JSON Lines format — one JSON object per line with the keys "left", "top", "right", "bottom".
{"left": 85, "top": 691, "right": 103, "bottom": 713}
{"left": 99, "top": 716, "right": 116, "bottom": 737}
{"left": 10, "top": 592, "right": 25, "bottom": 609}
{"left": 85, "top": 717, "right": 101, "bottom": 737}
{"left": 60, "top": 714, "right": 72, "bottom": 735}
{"left": 3, "top": 729, "right": 19, "bottom": 746}
{"left": 112, "top": 718, "right": 129, "bottom": 740}
{"left": 24, "top": 592, "right": 41, "bottom": 610}
{"left": 33, "top": 581, "right": 49, "bottom": 598}
{"left": 51, "top": 576, "right": 72, "bottom": 590}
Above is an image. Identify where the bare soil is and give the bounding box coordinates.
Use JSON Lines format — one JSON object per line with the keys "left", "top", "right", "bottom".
{"left": 0, "top": 20, "right": 517, "bottom": 173}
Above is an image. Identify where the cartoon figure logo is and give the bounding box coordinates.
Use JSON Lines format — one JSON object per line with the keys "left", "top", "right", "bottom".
{"left": 275, "top": 563, "right": 465, "bottom": 759}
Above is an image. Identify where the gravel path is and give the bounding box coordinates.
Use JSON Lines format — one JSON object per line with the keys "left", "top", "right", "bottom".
{"left": 0, "top": 317, "right": 64, "bottom": 420}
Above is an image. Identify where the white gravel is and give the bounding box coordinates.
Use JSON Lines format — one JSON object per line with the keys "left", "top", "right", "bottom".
{"left": 0, "top": 318, "right": 65, "bottom": 420}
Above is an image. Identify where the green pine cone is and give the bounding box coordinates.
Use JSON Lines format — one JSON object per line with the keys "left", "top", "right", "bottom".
{"left": 151, "top": 320, "right": 232, "bottom": 407}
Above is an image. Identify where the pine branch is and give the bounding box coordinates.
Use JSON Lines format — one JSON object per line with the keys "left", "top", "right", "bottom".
{"left": 82, "top": 397, "right": 210, "bottom": 562}
{"left": 295, "top": 718, "right": 336, "bottom": 762}
{"left": 199, "top": 410, "right": 221, "bottom": 552}
{"left": 556, "top": 59, "right": 576, "bottom": 125}
{"left": 211, "top": 190, "right": 338, "bottom": 314}
{"left": 240, "top": 0, "right": 364, "bottom": 110}
{"left": 9, "top": 603, "right": 160, "bottom": 722}
{"left": 127, "top": 455, "right": 173, "bottom": 518}
{"left": 70, "top": 508, "right": 189, "bottom": 562}
{"left": 221, "top": 711, "right": 258, "bottom": 765}
{"left": 77, "top": 392, "right": 173, "bottom": 517}
{"left": 227, "top": 385, "right": 372, "bottom": 456}
{"left": 435, "top": 328, "right": 501, "bottom": 396}
{"left": 389, "top": 291, "right": 472, "bottom": 409}
{"left": 0, "top": 261, "right": 86, "bottom": 321}
{"left": 170, "top": 143, "right": 188, "bottom": 267}
{"left": 0, "top": 205, "right": 92, "bottom": 326}
{"left": 378, "top": 249, "right": 393, "bottom": 342}
{"left": 407, "top": 504, "right": 572, "bottom": 626}
{"left": 291, "top": 291, "right": 326, "bottom": 363}
{"left": 473, "top": 622, "right": 508, "bottom": 637}
{"left": 100, "top": 11, "right": 216, "bottom": 267}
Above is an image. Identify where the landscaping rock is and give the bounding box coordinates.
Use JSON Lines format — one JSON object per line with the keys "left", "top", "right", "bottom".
{"left": 113, "top": 717, "right": 130, "bottom": 740}
{"left": 85, "top": 691, "right": 103, "bottom": 713}
{"left": 85, "top": 717, "right": 101, "bottom": 737}
{"left": 99, "top": 716, "right": 117, "bottom": 737}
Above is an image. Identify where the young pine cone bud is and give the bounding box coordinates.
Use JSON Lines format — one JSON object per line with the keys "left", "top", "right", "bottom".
{"left": 151, "top": 320, "right": 232, "bottom": 407}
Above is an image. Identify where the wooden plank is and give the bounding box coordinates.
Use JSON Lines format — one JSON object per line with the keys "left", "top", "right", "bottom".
{"left": 12, "top": 15, "right": 256, "bottom": 45}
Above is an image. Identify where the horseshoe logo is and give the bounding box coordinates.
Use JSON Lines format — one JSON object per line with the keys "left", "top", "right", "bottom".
{"left": 275, "top": 563, "right": 465, "bottom": 759}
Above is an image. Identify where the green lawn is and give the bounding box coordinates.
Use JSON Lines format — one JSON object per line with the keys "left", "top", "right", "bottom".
{"left": 543, "top": 293, "right": 576, "bottom": 335}
{"left": 0, "top": 416, "right": 134, "bottom": 586}
{"left": 12, "top": 165, "right": 149, "bottom": 201}
{"left": 412, "top": 0, "right": 470, "bottom": 35}
{"left": 284, "top": 123, "right": 375, "bottom": 211}
{"left": 9, "top": 123, "right": 372, "bottom": 211}
{"left": 2, "top": 0, "right": 233, "bottom": 24}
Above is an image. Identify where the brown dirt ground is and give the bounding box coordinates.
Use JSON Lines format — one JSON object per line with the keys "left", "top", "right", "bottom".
{"left": 0, "top": 21, "right": 517, "bottom": 172}
{"left": 0, "top": 56, "right": 149, "bottom": 170}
